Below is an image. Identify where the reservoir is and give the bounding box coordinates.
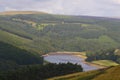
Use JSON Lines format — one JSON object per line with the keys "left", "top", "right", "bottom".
{"left": 44, "top": 54, "right": 100, "bottom": 71}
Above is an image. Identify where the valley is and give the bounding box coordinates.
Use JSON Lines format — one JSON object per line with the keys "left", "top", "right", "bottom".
{"left": 0, "top": 11, "right": 120, "bottom": 80}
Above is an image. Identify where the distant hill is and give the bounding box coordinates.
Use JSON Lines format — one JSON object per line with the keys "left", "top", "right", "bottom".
{"left": 0, "top": 11, "right": 120, "bottom": 54}
{"left": 48, "top": 65, "right": 120, "bottom": 80}
{"left": 0, "top": 11, "right": 47, "bottom": 15}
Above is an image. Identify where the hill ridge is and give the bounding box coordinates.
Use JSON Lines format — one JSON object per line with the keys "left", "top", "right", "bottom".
{"left": 0, "top": 11, "right": 48, "bottom": 15}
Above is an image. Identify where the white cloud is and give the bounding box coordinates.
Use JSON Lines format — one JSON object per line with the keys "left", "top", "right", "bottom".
{"left": 112, "top": 0, "right": 120, "bottom": 4}
{"left": 0, "top": 0, "right": 120, "bottom": 17}
{"left": 4, "top": 7, "right": 17, "bottom": 11}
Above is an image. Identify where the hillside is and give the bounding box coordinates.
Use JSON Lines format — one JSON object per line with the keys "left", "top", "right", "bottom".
{"left": 47, "top": 65, "right": 120, "bottom": 80}
{"left": 0, "top": 11, "right": 120, "bottom": 55}
{"left": 0, "top": 41, "right": 43, "bottom": 71}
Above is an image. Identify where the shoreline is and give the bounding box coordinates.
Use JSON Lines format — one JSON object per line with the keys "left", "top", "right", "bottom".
{"left": 43, "top": 52, "right": 106, "bottom": 69}
{"left": 73, "top": 55, "right": 106, "bottom": 69}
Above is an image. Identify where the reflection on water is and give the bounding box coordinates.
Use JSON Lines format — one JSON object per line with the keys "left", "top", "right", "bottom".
{"left": 44, "top": 54, "right": 99, "bottom": 71}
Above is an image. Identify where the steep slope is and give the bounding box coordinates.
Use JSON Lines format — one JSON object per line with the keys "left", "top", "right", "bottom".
{"left": 0, "top": 41, "right": 43, "bottom": 71}
{"left": 48, "top": 66, "right": 120, "bottom": 80}
{"left": 47, "top": 69, "right": 104, "bottom": 80}
{"left": 93, "top": 65, "right": 120, "bottom": 80}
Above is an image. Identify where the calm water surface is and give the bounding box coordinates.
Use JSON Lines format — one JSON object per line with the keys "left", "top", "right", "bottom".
{"left": 44, "top": 54, "right": 99, "bottom": 71}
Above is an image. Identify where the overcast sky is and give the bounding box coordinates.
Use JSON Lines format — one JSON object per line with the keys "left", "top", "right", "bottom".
{"left": 0, "top": 0, "right": 120, "bottom": 17}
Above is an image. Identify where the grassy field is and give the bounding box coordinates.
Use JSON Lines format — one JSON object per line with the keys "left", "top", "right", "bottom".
{"left": 93, "top": 65, "right": 120, "bottom": 80}
{"left": 0, "top": 30, "right": 32, "bottom": 46}
{"left": 92, "top": 60, "right": 119, "bottom": 67}
{"left": 47, "top": 65, "right": 120, "bottom": 80}
{"left": 47, "top": 69, "right": 105, "bottom": 80}
{"left": 0, "top": 30, "right": 43, "bottom": 53}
